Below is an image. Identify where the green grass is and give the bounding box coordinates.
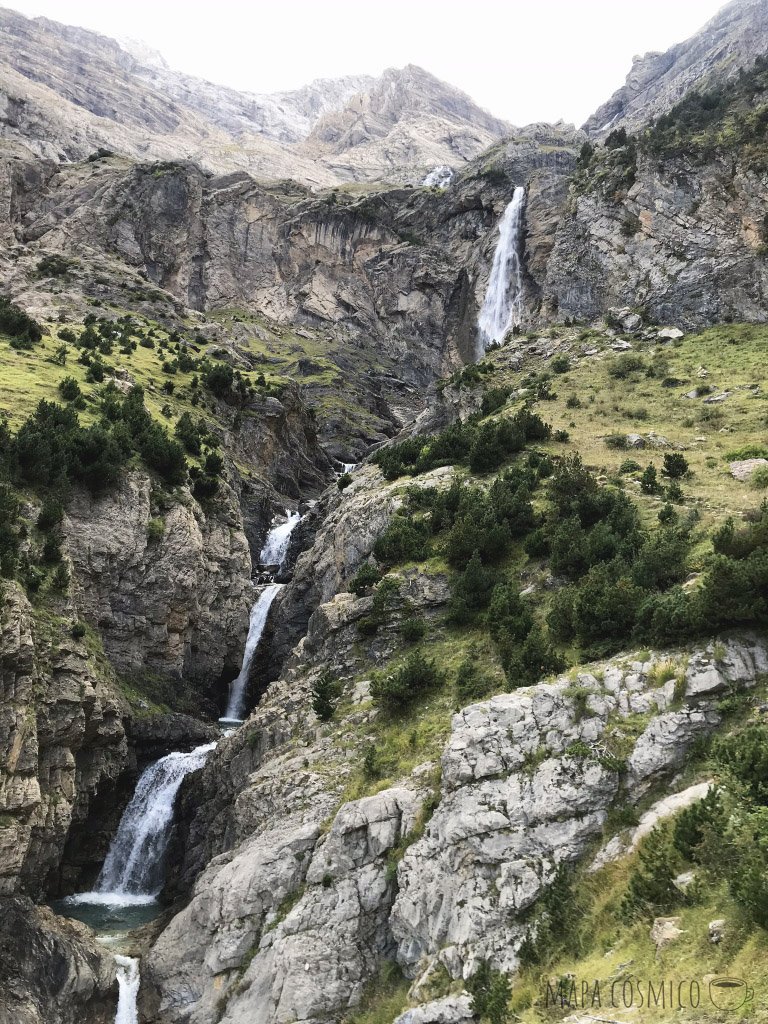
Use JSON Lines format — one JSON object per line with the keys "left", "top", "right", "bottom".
{"left": 478, "top": 323, "right": 768, "bottom": 534}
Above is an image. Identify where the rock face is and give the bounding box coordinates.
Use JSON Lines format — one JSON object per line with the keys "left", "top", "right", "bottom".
{"left": 0, "top": 582, "right": 128, "bottom": 899}
{"left": 63, "top": 472, "right": 252, "bottom": 691}
{"left": 542, "top": 150, "right": 768, "bottom": 327}
{"left": 0, "top": 9, "right": 510, "bottom": 186}
{"left": 0, "top": 896, "right": 117, "bottom": 1024}
{"left": 583, "top": 0, "right": 768, "bottom": 137}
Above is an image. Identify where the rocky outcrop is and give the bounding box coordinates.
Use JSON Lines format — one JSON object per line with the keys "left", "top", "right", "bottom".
{"left": 0, "top": 582, "right": 128, "bottom": 898}
{"left": 583, "top": 0, "right": 768, "bottom": 137}
{"left": 0, "top": 896, "right": 117, "bottom": 1024}
{"left": 143, "top": 634, "right": 767, "bottom": 1024}
{"left": 63, "top": 473, "right": 252, "bottom": 692}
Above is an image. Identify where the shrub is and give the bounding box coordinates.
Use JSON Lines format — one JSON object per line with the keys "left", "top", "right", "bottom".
{"left": 640, "top": 464, "right": 659, "bottom": 493}
{"left": 751, "top": 466, "right": 768, "bottom": 490}
{"left": 146, "top": 517, "right": 165, "bottom": 543}
{"left": 608, "top": 353, "right": 645, "bottom": 378}
{"left": 662, "top": 453, "right": 689, "bottom": 479}
{"left": 349, "top": 562, "right": 382, "bottom": 595}
{"left": 373, "top": 516, "right": 430, "bottom": 565}
{"left": 337, "top": 472, "right": 353, "bottom": 491}
{"left": 37, "top": 498, "right": 63, "bottom": 532}
{"left": 400, "top": 617, "right": 427, "bottom": 643}
{"left": 311, "top": 669, "right": 343, "bottom": 722}
{"left": 550, "top": 354, "right": 570, "bottom": 373}
{"left": 673, "top": 788, "right": 723, "bottom": 862}
{"left": 371, "top": 651, "right": 445, "bottom": 714}
{"left": 456, "top": 648, "right": 497, "bottom": 703}
{"left": 620, "top": 827, "right": 680, "bottom": 920}
{"left": 448, "top": 550, "right": 496, "bottom": 623}
{"left": 0, "top": 296, "right": 43, "bottom": 347}
{"left": 467, "top": 962, "right": 511, "bottom": 1024}
{"left": 58, "top": 376, "right": 82, "bottom": 402}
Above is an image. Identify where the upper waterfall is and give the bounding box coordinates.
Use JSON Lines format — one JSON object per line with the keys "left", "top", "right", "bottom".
{"left": 477, "top": 185, "right": 526, "bottom": 352}
{"left": 259, "top": 510, "right": 301, "bottom": 571}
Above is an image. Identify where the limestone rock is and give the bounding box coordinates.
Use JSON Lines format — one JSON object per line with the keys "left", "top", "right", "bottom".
{"left": 651, "top": 916, "right": 683, "bottom": 949}
{"left": 730, "top": 458, "right": 768, "bottom": 481}
{"left": 709, "top": 918, "right": 726, "bottom": 944}
{"left": 393, "top": 994, "right": 474, "bottom": 1024}
{"left": 0, "top": 896, "right": 117, "bottom": 1024}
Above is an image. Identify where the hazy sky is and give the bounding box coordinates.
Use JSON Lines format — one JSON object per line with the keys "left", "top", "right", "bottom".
{"left": 8, "top": 1, "right": 726, "bottom": 125}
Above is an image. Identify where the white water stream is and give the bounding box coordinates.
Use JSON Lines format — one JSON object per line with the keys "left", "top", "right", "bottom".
{"left": 114, "top": 955, "right": 140, "bottom": 1024}
{"left": 61, "top": 512, "right": 299, "bottom": 1021}
{"left": 222, "top": 583, "right": 283, "bottom": 722}
{"left": 477, "top": 185, "right": 526, "bottom": 351}
{"left": 259, "top": 509, "right": 300, "bottom": 570}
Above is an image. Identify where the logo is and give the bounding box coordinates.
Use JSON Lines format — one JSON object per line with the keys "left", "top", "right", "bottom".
{"left": 543, "top": 974, "right": 754, "bottom": 1014}
{"left": 709, "top": 977, "right": 754, "bottom": 1011}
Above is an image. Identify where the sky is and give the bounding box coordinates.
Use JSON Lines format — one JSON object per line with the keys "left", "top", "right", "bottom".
{"left": 7, "top": 0, "right": 727, "bottom": 126}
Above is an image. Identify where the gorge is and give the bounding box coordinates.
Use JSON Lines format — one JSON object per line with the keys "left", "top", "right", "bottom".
{"left": 1, "top": 2, "right": 768, "bottom": 1024}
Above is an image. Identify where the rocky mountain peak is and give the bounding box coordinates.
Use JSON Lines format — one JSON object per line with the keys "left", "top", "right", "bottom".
{"left": 583, "top": 0, "right": 768, "bottom": 135}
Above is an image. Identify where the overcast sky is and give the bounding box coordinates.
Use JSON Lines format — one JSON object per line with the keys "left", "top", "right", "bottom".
{"left": 8, "top": 0, "right": 726, "bottom": 126}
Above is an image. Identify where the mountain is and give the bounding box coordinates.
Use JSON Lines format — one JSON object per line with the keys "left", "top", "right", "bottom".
{"left": 583, "top": 0, "right": 768, "bottom": 135}
{"left": 0, "top": 7, "right": 510, "bottom": 185}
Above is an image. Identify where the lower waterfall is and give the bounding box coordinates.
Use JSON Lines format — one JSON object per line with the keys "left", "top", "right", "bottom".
{"left": 477, "top": 185, "right": 526, "bottom": 351}
{"left": 114, "top": 955, "right": 140, "bottom": 1024}
{"left": 96, "top": 742, "right": 216, "bottom": 899}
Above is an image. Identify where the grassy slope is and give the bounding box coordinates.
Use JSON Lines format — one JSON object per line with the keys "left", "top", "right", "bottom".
{"left": 325, "top": 321, "right": 768, "bottom": 1024}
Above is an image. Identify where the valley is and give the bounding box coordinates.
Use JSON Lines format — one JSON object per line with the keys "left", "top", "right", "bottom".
{"left": 1, "top": 2, "right": 768, "bottom": 1024}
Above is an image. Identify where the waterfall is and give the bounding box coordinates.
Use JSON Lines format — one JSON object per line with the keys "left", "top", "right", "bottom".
{"left": 477, "top": 185, "right": 526, "bottom": 352}
{"left": 422, "top": 165, "right": 454, "bottom": 189}
{"left": 115, "top": 956, "right": 140, "bottom": 1024}
{"left": 66, "top": 742, "right": 215, "bottom": 906}
{"left": 223, "top": 583, "right": 283, "bottom": 722}
{"left": 259, "top": 510, "right": 300, "bottom": 570}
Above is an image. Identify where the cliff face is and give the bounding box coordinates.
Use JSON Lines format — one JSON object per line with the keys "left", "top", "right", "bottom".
{"left": 542, "top": 150, "right": 768, "bottom": 326}
{"left": 0, "top": 582, "right": 127, "bottom": 899}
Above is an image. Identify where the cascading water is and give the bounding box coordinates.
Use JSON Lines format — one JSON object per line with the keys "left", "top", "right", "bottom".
{"left": 259, "top": 510, "right": 300, "bottom": 570}
{"left": 222, "top": 583, "right": 283, "bottom": 722}
{"left": 67, "top": 742, "right": 216, "bottom": 907}
{"left": 477, "top": 185, "right": 526, "bottom": 352}
{"left": 114, "top": 955, "right": 140, "bottom": 1024}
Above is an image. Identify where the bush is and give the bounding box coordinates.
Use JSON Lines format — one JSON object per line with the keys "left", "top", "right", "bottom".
{"left": 37, "top": 497, "right": 63, "bottom": 532}
{"left": 662, "top": 453, "right": 689, "bottom": 479}
{"left": 550, "top": 354, "right": 570, "bottom": 373}
{"left": 456, "top": 648, "right": 497, "bottom": 703}
{"left": 401, "top": 617, "right": 427, "bottom": 643}
{"left": 58, "top": 377, "right": 82, "bottom": 402}
{"left": 640, "top": 463, "right": 659, "bottom": 493}
{"left": 0, "top": 296, "right": 43, "bottom": 347}
{"left": 349, "top": 562, "right": 382, "bottom": 595}
{"left": 371, "top": 651, "right": 445, "bottom": 714}
{"left": 146, "top": 517, "right": 165, "bottom": 543}
{"left": 311, "top": 669, "right": 343, "bottom": 722}
{"left": 608, "top": 353, "right": 645, "bottom": 378}
{"left": 337, "top": 472, "right": 353, "bottom": 491}
{"left": 448, "top": 550, "right": 496, "bottom": 623}
{"left": 620, "top": 827, "right": 681, "bottom": 920}
{"left": 373, "top": 516, "right": 430, "bottom": 565}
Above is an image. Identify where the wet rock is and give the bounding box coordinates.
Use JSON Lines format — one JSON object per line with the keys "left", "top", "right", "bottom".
{"left": 0, "top": 896, "right": 117, "bottom": 1024}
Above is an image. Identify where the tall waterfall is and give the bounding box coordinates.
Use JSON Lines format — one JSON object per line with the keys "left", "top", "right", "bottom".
{"left": 477, "top": 186, "right": 526, "bottom": 352}
{"left": 223, "top": 583, "right": 283, "bottom": 722}
{"left": 115, "top": 956, "right": 140, "bottom": 1024}
{"left": 259, "top": 510, "right": 300, "bottom": 570}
